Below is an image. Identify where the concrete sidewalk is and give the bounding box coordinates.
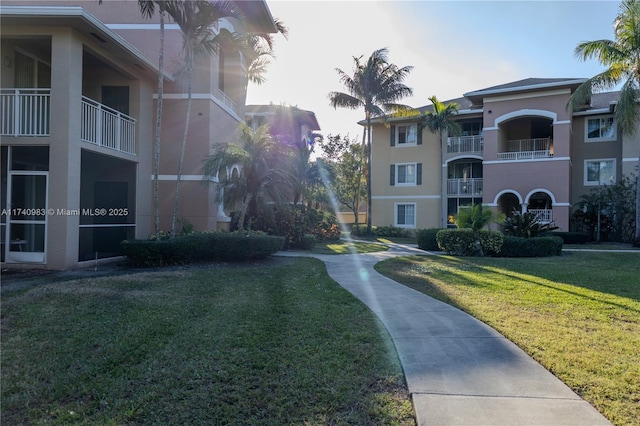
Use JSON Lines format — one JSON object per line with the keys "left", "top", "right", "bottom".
{"left": 277, "top": 244, "right": 611, "bottom": 425}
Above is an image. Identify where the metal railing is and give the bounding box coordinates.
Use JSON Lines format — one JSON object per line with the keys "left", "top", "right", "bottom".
{"left": 447, "top": 135, "right": 483, "bottom": 154}
{"left": 497, "top": 138, "right": 552, "bottom": 160}
{"left": 447, "top": 178, "right": 483, "bottom": 196}
{"left": 81, "top": 96, "right": 136, "bottom": 155}
{"left": 529, "top": 209, "right": 553, "bottom": 223}
{"left": 1, "top": 88, "right": 51, "bottom": 136}
{"left": 218, "top": 89, "right": 238, "bottom": 113}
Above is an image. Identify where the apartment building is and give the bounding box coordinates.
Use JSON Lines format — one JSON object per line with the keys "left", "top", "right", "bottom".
{"left": 370, "top": 78, "right": 639, "bottom": 232}
{"left": 0, "top": 1, "right": 277, "bottom": 269}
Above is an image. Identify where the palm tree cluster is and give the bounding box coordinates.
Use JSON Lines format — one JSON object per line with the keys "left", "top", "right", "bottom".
{"left": 329, "top": 48, "right": 414, "bottom": 234}
{"left": 116, "top": 0, "right": 287, "bottom": 237}
{"left": 568, "top": 0, "right": 640, "bottom": 246}
{"left": 202, "top": 123, "right": 293, "bottom": 232}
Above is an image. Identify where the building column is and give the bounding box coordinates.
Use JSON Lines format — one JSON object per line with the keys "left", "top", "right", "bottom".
{"left": 46, "top": 28, "right": 83, "bottom": 269}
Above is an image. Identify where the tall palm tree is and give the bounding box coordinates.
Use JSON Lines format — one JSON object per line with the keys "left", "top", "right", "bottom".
{"left": 167, "top": 2, "right": 287, "bottom": 237}
{"left": 419, "top": 96, "right": 462, "bottom": 228}
{"left": 202, "top": 123, "right": 294, "bottom": 232}
{"left": 165, "top": 0, "right": 240, "bottom": 237}
{"left": 329, "top": 48, "right": 413, "bottom": 234}
{"left": 567, "top": 0, "right": 640, "bottom": 246}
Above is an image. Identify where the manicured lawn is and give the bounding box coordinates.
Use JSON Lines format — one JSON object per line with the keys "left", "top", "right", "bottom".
{"left": 312, "top": 240, "right": 389, "bottom": 254}
{"left": 2, "top": 258, "right": 414, "bottom": 425}
{"left": 375, "top": 252, "right": 640, "bottom": 426}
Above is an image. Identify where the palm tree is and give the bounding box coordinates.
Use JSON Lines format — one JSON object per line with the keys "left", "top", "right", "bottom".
{"left": 165, "top": 0, "right": 240, "bottom": 237}
{"left": 167, "top": 2, "right": 287, "bottom": 237}
{"left": 202, "top": 123, "right": 294, "bottom": 232}
{"left": 419, "top": 96, "right": 462, "bottom": 228}
{"left": 567, "top": 0, "right": 640, "bottom": 246}
{"left": 329, "top": 48, "right": 413, "bottom": 234}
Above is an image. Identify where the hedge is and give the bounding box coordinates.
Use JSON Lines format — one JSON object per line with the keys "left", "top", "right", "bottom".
{"left": 541, "top": 231, "right": 590, "bottom": 244}
{"left": 416, "top": 228, "right": 442, "bottom": 251}
{"left": 121, "top": 232, "right": 285, "bottom": 267}
{"left": 436, "top": 229, "right": 503, "bottom": 256}
{"left": 499, "top": 236, "right": 563, "bottom": 257}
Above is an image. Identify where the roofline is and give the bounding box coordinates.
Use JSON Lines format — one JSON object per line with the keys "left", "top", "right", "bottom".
{"left": 0, "top": 5, "right": 173, "bottom": 81}
{"left": 359, "top": 108, "right": 482, "bottom": 126}
{"left": 464, "top": 79, "right": 587, "bottom": 98}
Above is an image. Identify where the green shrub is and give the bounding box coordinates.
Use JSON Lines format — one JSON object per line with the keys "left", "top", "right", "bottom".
{"left": 479, "top": 231, "right": 504, "bottom": 257}
{"left": 499, "top": 236, "right": 563, "bottom": 257}
{"left": 351, "top": 224, "right": 375, "bottom": 237}
{"left": 417, "top": 228, "right": 442, "bottom": 251}
{"left": 301, "top": 234, "right": 317, "bottom": 250}
{"left": 121, "top": 232, "right": 285, "bottom": 267}
{"left": 436, "top": 229, "right": 503, "bottom": 256}
{"left": 541, "top": 231, "right": 590, "bottom": 244}
{"left": 503, "top": 211, "right": 558, "bottom": 238}
{"left": 249, "top": 205, "right": 340, "bottom": 248}
{"left": 374, "top": 225, "right": 413, "bottom": 238}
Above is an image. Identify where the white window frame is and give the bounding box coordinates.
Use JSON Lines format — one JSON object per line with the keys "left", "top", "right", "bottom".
{"left": 395, "top": 163, "right": 417, "bottom": 186}
{"left": 396, "top": 124, "right": 417, "bottom": 146}
{"left": 584, "top": 158, "right": 616, "bottom": 186}
{"left": 585, "top": 115, "right": 616, "bottom": 142}
{"left": 395, "top": 203, "right": 416, "bottom": 228}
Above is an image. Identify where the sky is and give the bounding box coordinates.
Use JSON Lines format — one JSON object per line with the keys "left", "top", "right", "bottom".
{"left": 245, "top": 0, "right": 622, "bottom": 143}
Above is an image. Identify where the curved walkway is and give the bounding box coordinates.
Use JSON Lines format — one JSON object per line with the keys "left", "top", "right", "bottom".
{"left": 277, "top": 244, "right": 611, "bottom": 425}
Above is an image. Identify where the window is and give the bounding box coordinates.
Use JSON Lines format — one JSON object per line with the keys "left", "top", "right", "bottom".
{"left": 586, "top": 116, "right": 616, "bottom": 141}
{"left": 585, "top": 159, "right": 616, "bottom": 185}
{"left": 397, "top": 125, "right": 417, "bottom": 145}
{"left": 391, "top": 163, "right": 422, "bottom": 186}
{"left": 395, "top": 203, "right": 416, "bottom": 227}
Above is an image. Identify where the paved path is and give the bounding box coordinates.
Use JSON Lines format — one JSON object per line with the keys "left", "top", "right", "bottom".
{"left": 277, "top": 244, "right": 612, "bottom": 425}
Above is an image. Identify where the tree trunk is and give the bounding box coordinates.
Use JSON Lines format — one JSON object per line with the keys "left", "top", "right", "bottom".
{"left": 353, "top": 125, "right": 366, "bottom": 230}
{"left": 153, "top": 9, "right": 165, "bottom": 237}
{"left": 635, "top": 154, "right": 640, "bottom": 246}
{"left": 366, "top": 116, "right": 373, "bottom": 235}
{"left": 170, "top": 48, "right": 194, "bottom": 237}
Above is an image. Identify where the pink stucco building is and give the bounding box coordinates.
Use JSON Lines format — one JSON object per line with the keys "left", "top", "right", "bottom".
{"left": 0, "top": 1, "right": 277, "bottom": 269}
{"left": 369, "top": 78, "right": 639, "bottom": 232}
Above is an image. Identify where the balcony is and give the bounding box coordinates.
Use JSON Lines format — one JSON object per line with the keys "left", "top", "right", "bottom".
{"left": 81, "top": 97, "right": 136, "bottom": 155}
{"left": 447, "top": 135, "right": 483, "bottom": 154}
{"left": 447, "top": 178, "right": 483, "bottom": 196}
{"left": 1, "top": 88, "right": 51, "bottom": 136}
{"left": 529, "top": 209, "right": 553, "bottom": 223}
{"left": 1, "top": 89, "right": 136, "bottom": 155}
{"left": 497, "top": 138, "right": 552, "bottom": 161}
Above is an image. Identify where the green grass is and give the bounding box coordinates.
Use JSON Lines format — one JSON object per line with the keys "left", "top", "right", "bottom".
{"left": 312, "top": 240, "right": 389, "bottom": 254}
{"left": 2, "top": 259, "right": 414, "bottom": 425}
{"left": 375, "top": 252, "right": 640, "bottom": 426}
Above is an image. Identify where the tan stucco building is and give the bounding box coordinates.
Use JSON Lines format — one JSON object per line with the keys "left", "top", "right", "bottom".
{"left": 1, "top": 1, "right": 277, "bottom": 269}
{"left": 369, "top": 78, "right": 640, "bottom": 232}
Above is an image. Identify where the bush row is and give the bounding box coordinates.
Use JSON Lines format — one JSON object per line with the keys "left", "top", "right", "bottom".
{"left": 351, "top": 224, "right": 413, "bottom": 238}
{"left": 419, "top": 228, "right": 563, "bottom": 257}
{"left": 436, "top": 229, "right": 503, "bottom": 256}
{"left": 121, "top": 232, "right": 285, "bottom": 267}
{"left": 541, "top": 231, "right": 590, "bottom": 244}
{"left": 500, "top": 236, "right": 563, "bottom": 257}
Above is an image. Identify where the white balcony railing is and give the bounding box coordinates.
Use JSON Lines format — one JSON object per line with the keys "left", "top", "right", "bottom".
{"left": 447, "top": 178, "right": 483, "bottom": 196}
{"left": 81, "top": 96, "right": 136, "bottom": 155}
{"left": 1, "top": 88, "right": 51, "bottom": 136}
{"left": 218, "top": 89, "right": 238, "bottom": 114}
{"left": 529, "top": 209, "right": 553, "bottom": 223}
{"left": 447, "top": 135, "right": 483, "bottom": 154}
{"left": 497, "top": 138, "right": 552, "bottom": 161}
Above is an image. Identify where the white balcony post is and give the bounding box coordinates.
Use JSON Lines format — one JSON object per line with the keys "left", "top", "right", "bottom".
{"left": 116, "top": 111, "right": 121, "bottom": 152}
{"left": 13, "top": 88, "right": 20, "bottom": 137}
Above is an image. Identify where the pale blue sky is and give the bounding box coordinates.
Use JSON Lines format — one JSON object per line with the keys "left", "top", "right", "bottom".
{"left": 246, "top": 1, "right": 621, "bottom": 141}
